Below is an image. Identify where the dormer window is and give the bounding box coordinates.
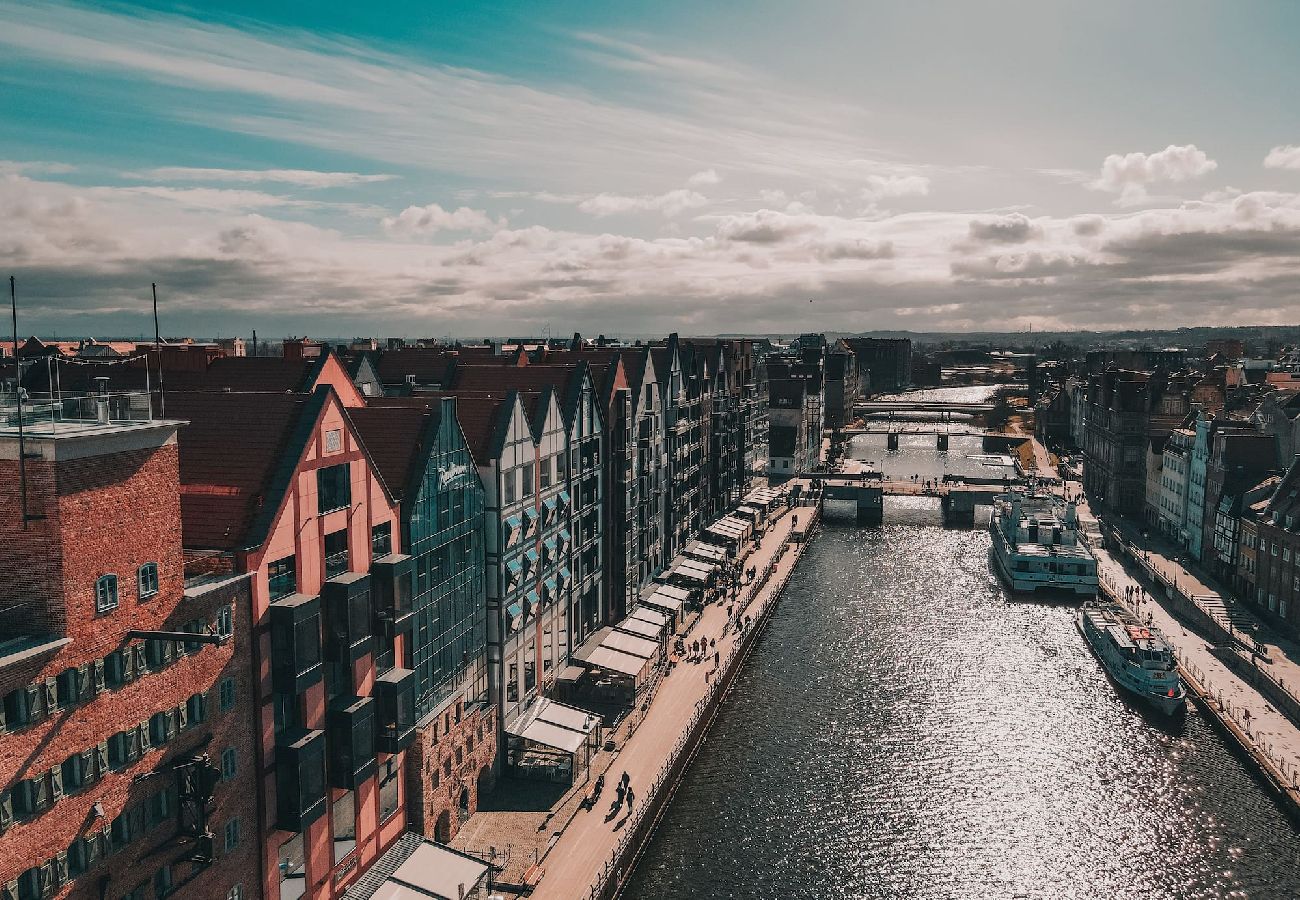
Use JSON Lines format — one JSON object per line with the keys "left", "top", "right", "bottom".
{"left": 95, "top": 575, "right": 119, "bottom": 613}
{"left": 137, "top": 563, "right": 159, "bottom": 599}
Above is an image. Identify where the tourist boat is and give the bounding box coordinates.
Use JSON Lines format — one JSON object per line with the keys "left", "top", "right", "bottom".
{"left": 1076, "top": 601, "right": 1186, "bottom": 716}
{"left": 988, "top": 490, "right": 1098, "bottom": 597}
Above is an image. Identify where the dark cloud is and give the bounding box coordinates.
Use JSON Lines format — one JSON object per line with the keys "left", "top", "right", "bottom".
{"left": 968, "top": 213, "right": 1035, "bottom": 243}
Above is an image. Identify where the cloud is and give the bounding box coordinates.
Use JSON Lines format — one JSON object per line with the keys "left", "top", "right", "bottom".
{"left": 0, "top": 160, "right": 76, "bottom": 176}
{"left": 1265, "top": 146, "right": 1300, "bottom": 170}
{"left": 713, "top": 209, "right": 822, "bottom": 243}
{"left": 577, "top": 189, "right": 707, "bottom": 218}
{"left": 686, "top": 169, "right": 720, "bottom": 187}
{"left": 139, "top": 167, "right": 396, "bottom": 187}
{"left": 862, "top": 174, "right": 930, "bottom": 201}
{"left": 382, "top": 203, "right": 499, "bottom": 235}
{"left": 968, "top": 213, "right": 1035, "bottom": 243}
{"left": 1090, "top": 144, "right": 1218, "bottom": 204}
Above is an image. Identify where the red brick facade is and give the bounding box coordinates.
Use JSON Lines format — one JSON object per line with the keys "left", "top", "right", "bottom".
{"left": 405, "top": 703, "right": 497, "bottom": 844}
{"left": 0, "top": 428, "right": 262, "bottom": 900}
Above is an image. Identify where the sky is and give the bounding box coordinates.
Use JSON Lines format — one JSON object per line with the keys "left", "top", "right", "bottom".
{"left": 3, "top": 1, "right": 1300, "bottom": 340}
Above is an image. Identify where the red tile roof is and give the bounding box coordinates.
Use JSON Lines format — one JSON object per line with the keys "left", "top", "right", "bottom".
{"left": 348, "top": 404, "right": 434, "bottom": 501}
{"left": 164, "top": 391, "right": 320, "bottom": 551}
{"left": 376, "top": 348, "right": 460, "bottom": 385}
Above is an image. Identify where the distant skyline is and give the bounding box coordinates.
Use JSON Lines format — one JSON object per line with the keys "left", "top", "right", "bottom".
{"left": 3, "top": 0, "right": 1300, "bottom": 338}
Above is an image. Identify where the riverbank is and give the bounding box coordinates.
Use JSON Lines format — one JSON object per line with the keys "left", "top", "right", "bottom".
{"left": 453, "top": 489, "right": 820, "bottom": 899}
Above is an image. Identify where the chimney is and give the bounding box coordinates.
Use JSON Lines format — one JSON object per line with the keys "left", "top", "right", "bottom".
{"left": 94, "top": 376, "right": 110, "bottom": 424}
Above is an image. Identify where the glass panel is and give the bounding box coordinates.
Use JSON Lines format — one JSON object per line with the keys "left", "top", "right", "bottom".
{"left": 332, "top": 790, "right": 356, "bottom": 862}
{"left": 317, "top": 464, "right": 352, "bottom": 514}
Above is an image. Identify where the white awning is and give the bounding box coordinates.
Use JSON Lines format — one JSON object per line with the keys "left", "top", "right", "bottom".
{"left": 354, "top": 840, "right": 489, "bottom": 900}
{"left": 671, "top": 564, "right": 709, "bottom": 584}
{"left": 656, "top": 584, "right": 692, "bottom": 602}
{"left": 601, "top": 630, "right": 660, "bottom": 660}
{"left": 535, "top": 699, "right": 599, "bottom": 734}
{"left": 583, "top": 646, "right": 648, "bottom": 679}
{"left": 641, "top": 592, "right": 684, "bottom": 614}
{"left": 684, "top": 541, "right": 728, "bottom": 563}
{"left": 628, "top": 605, "right": 669, "bottom": 628}
{"left": 615, "top": 618, "right": 661, "bottom": 641}
{"left": 519, "top": 718, "right": 587, "bottom": 754}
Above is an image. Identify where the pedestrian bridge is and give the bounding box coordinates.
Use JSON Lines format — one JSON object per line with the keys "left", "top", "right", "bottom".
{"left": 855, "top": 400, "right": 996, "bottom": 415}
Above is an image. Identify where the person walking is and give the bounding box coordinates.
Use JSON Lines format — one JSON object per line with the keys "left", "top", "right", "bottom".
{"left": 626, "top": 787, "right": 635, "bottom": 809}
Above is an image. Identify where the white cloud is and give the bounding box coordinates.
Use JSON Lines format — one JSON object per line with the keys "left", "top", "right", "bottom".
{"left": 140, "top": 167, "right": 395, "bottom": 187}
{"left": 382, "top": 203, "right": 499, "bottom": 235}
{"left": 713, "top": 209, "right": 822, "bottom": 243}
{"left": 577, "top": 189, "right": 707, "bottom": 218}
{"left": 0, "top": 160, "right": 76, "bottom": 176}
{"left": 686, "top": 168, "right": 720, "bottom": 186}
{"left": 968, "top": 213, "right": 1036, "bottom": 243}
{"left": 1265, "top": 146, "right": 1300, "bottom": 170}
{"left": 862, "top": 174, "right": 930, "bottom": 201}
{"left": 1090, "top": 144, "right": 1218, "bottom": 204}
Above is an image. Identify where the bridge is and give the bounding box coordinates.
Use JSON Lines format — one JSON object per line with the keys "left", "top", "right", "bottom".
{"left": 854, "top": 400, "right": 996, "bottom": 415}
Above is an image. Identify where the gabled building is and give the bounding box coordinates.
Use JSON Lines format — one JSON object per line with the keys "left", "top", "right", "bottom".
{"left": 166, "top": 387, "right": 410, "bottom": 900}
{"left": 1247, "top": 458, "right": 1300, "bottom": 634}
{"left": 348, "top": 397, "right": 494, "bottom": 845}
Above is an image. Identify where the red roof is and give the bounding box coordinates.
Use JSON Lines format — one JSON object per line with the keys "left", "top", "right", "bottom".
{"left": 349, "top": 404, "right": 434, "bottom": 501}
{"left": 165, "top": 391, "right": 319, "bottom": 551}
{"left": 377, "top": 348, "right": 460, "bottom": 384}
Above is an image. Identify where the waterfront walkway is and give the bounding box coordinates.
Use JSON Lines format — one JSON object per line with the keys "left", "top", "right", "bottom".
{"left": 1075, "top": 497, "right": 1300, "bottom": 812}
{"left": 456, "top": 490, "right": 818, "bottom": 898}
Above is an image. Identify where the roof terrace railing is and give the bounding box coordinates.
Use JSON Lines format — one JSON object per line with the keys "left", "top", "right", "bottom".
{"left": 0, "top": 387, "right": 155, "bottom": 434}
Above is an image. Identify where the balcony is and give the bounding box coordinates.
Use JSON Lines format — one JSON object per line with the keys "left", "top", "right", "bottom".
{"left": 374, "top": 667, "right": 416, "bottom": 754}
{"left": 276, "top": 729, "right": 328, "bottom": 831}
{"left": 327, "top": 695, "right": 377, "bottom": 789}
{"left": 371, "top": 554, "right": 414, "bottom": 638}
{"left": 0, "top": 386, "right": 154, "bottom": 436}
{"left": 322, "top": 573, "right": 373, "bottom": 663}
{"left": 269, "top": 594, "right": 324, "bottom": 694}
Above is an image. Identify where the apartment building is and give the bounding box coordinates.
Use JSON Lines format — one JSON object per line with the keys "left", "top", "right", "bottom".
{"left": 0, "top": 388, "right": 259, "bottom": 900}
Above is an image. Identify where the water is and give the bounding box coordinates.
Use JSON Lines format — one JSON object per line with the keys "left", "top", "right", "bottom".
{"left": 624, "top": 499, "right": 1300, "bottom": 900}
{"left": 849, "top": 433, "right": 1017, "bottom": 483}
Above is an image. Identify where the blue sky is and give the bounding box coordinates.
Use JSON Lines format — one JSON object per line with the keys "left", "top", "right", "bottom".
{"left": 3, "top": 0, "right": 1300, "bottom": 338}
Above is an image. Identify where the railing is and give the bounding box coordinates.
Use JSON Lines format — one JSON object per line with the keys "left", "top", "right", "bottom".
{"left": 0, "top": 389, "right": 155, "bottom": 433}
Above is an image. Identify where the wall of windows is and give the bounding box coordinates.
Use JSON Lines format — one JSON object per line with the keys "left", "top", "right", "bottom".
{"left": 404, "top": 412, "right": 488, "bottom": 722}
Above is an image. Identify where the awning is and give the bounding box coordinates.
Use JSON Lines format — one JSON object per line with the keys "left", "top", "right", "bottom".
{"left": 615, "top": 618, "right": 661, "bottom": 641}
{"left": 542, "top": 496, "right": 558, "bottom": 523}
{"left": 535, "top": 699, "right": 599, "bottom": 734}
{"left": 641, "top": 590, "right": 684, "bottom": 614}
{"left": 524, "top": 549, "right": 539, "bottom": 568}
{"left": 345, "top": 834, "right": 488, "bottom": 900}
{"left": 655, "top": 584, "right": 691, "bottom": 602}
{"left": 505, "top": 602, "right": 523, "bottom": 619}
{"left": 559, "top": 528, "right": 572, "bottom": 550}
{"left": 518, "top": 718, "right": 586, "bottom": 754}
{"left": 543, "top": 537, "right": 558, "bottom": 561}
{"left": 558, "top": 490, "right": 572, "bottom": 511}
{"left": 601, "top": 630, "right": 659, "bottom": 659}
{"left": 582, "top": 646, "right": 648, "bottom": 679}
{"left": 506, "top": 558, "right": 523, "bottom": 583}
{"left": 684, "top": 541, "right": 728, "bottom": 563}
{"left": 628, "top": 606, "right": 669, "bottom": 628}
{"left": 671, "top": 564, "right": 709, "bottom": 584}
{"left": 525, "top": 589, "right": 540, "bottom": 611}
{"left": 504, "top": 515, "right": 522, "bottom": 543}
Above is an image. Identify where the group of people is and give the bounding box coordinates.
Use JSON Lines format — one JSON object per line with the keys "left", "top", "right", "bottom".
{"left": 604, "top": 770, "right": 634, "bottom": 819}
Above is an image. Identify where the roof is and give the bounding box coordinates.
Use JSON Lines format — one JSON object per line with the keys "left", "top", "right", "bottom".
{"left": 386, "top": 391, "right": 514, "bottom": 464}
{"left": 376, "top": 349, "right": 460, "bottom": 385}
{"left": 349, "top": 403, "right": 440, "bottom": 502}
{"left": 165, "top": 390, "right": 325, "bottom": 551}
{"left": 768, "top": 379, "right": 807, "bottom": 407}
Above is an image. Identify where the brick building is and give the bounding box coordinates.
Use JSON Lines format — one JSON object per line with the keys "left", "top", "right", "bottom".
{"left": 1246, "top": 457, "right": 1300, "bottom": 634}
{"left": 0, "top": 390, "right": 260, "bottom": 900}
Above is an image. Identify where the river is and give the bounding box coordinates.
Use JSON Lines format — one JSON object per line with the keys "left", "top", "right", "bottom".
{"left": 623, "top": 498, "right": 1300, "bottom": 899}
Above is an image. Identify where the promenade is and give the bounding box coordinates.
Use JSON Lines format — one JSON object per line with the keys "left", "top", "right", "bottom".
{"left": 1075, "top": 496, "right": 1300, "bottom": 814}
{"left": 455, "top": 488, "right": 819, "bottom": 898}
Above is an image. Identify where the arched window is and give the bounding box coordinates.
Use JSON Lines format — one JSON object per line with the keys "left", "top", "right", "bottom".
{"left": 95, "top": 574, "right": 119, "bottom": 613}
{"left": 137, "top": 563, "right": 159, "bottom": 599}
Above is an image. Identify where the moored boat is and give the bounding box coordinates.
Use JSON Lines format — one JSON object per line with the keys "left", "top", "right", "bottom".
{"left": 989, "top": 490, "right": 1098, "bottom": 597}
{"left": 1076, "top": 601, "right": 1186, "bottom": 716}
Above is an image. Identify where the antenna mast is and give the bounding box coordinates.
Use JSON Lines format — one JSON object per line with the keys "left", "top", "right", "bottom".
{"left": 10, "top": 276, "right": 30, "bottom": 528}
{"left": 152, "top": 282, "right": 166, "bottom": 418}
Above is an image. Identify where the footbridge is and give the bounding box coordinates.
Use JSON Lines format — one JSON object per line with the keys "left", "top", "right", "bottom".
{"left": 854, "top": 400, "right": 996, "bottom": 415}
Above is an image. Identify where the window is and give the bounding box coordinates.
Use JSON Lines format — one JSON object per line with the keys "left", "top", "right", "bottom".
{"left": 503, "top": 468, "right": 516, "bottom": 505}
{"left": 219, "top": 677, "right": 236, "bottom": 712}
{"left": 224, "top": 817, "right": 241, "bottom": 852}
{"left": 137, "top": 563, "right": 160, "bottom": 599}
{"left": 371, "top": 522, "right": 392, "bottom": 557}
{"left": 378, "top": 759, "right": 400, "bottom": 822}
{"left": 149, "top": 710, "right": 175, "bottom": 746}
{"left": 216, "top": 605, "right": 234, "bottom": 637}
{"left": 540, "top": 456, "right": 551, "bottom": 489}
{"left": 332, "top": 790, "right": 356, "bottom": 862}
{"left": 268, "top": 556, "right": 296, "bottom": 601}
{"left": 153, "top": 863, "right": 173, "bottom": 899}
{"left": 187, "top": 693, "right": 207, "bottom": 726}
{"left": 96, "top": 574, "right": 119, "bottom": 613}
{"left": 522, "top": 463, "right": 534, "bottom": 498}
{"left": 317, "top": 463, "right": 352, "bottom": 514}
{"left": 221, "top": 748, "right": 238, "bottom": 781}
{"left": 62, "top": 751, "right": 92, "bottom": 792}
{"left": 278, "top": 833, "right": 306, "bottom": 900}
{"left": 148, "top": 786, "right": 174, "bottom": 826}
{"left": 324, "top": 530, "right": 350, "bottom": 580}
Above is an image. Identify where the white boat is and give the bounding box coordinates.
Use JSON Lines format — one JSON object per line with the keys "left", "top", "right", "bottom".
{"left": 989, "top": 490, "right": 1098, "bottom": 597}
{"left": 1077, "top": 601, "right": 1186, "bottom": 716}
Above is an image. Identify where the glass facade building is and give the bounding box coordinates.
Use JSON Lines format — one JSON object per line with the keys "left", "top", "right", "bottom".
{"left": 403, "top": 409, "right": 488, "bottom": 721}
